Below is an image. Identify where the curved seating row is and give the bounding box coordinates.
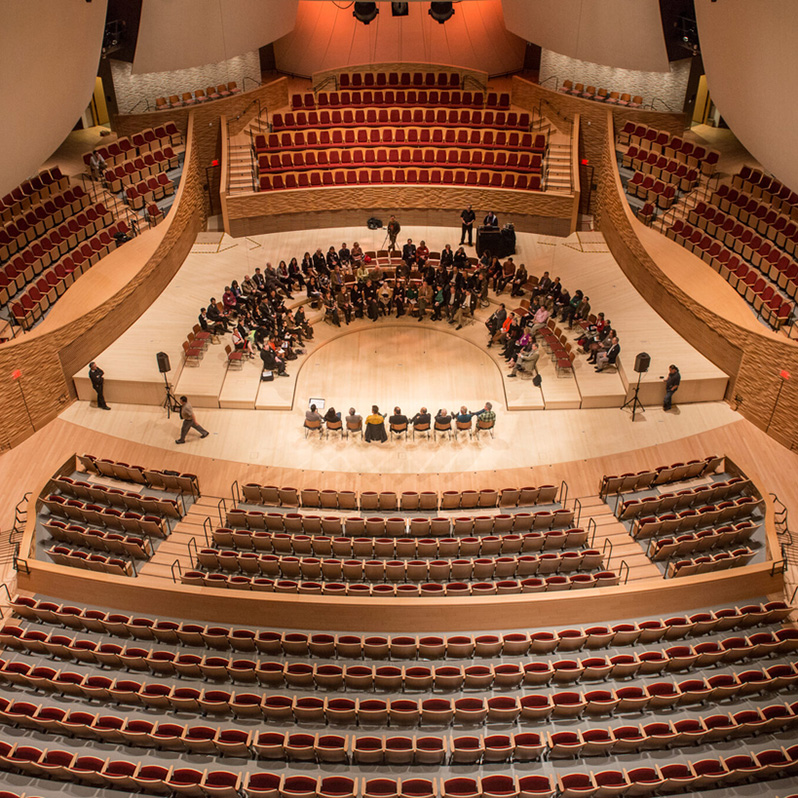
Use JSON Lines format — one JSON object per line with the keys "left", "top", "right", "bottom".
{"left": 337, "top": 71, "right": 462, "bottom": 91}
{"left": 42, "top": 495, "right": 171, "bottom": 537}
{"left": 617, "top": 122, "right": 719, "bottom": 175}
{"left": 626, "top": 173, "right": 677, "bottom": 210}
{"left": 732, "top": 165, "right": 798, "bottom": 219}
{"left": 43, "top": 518, "right": 152, "bottom": 559}
{"left": 625, "top": 157, "right": 699, "bottom": 194}
{"left": 666, "top": 548, "right": 757, "bottom": 577}
{"left": 46, "top": 545, "right": 133, "bottom": 576}
{"left": 82, "top": 123, "right": 181, "bottom": 169}
{"left": 0, "top": 658, "right": 793, "bottom": 722}
{"left": 1, "top": 167, "right": 69, "bottom": 226}
{"left": 222, "top": 511, "right": 577, "bottom": 538}
{"left": 272, "top": 108, "right": 530, "bottom": 133}
{"left": 101, "top": 145, "right": 179, "bottom": 193}
{"left": 616, "top": 476, "right": 751, "bottom": 519}
{"left": 156, "top": 82, "right": 239, "bottom": 110}
{"left": 259, "top": 169, "right": 542, "bottom": 193}
{"left": 4, "top": 623, "right": 793, "bottom": 689}
{"left": 11, "top": 595, "right": 791, "bottom": 652}
{"left": 598, "top": 456, "right": 722, "bottom": 498}
{"left": 50, "top": 476, "right": 183, "bottom": 516}
{"left": 2, "top": 700, "right": 796, "bottom": 764}
{"left": 649, "top": 524, "right": 757, "bottom": 561}
{"left": 632, "top": 514, "right": 758, "bottom": 541}
{"left": 79, "top": 452, "right": 200, "bottom": 495}
{"left": 291, "top": 90, "right": 510, "bottom": 112}
{"left": 629, "top": 497, "right": 762, "bottom": 531}
{"left": 182, "top": 571, "right": 619, "bottom": 595}
{"left": 211, "top": 526, "right": 588, "bottom": 555}
{"left": 240, "top": 484, "right": 559, "bottom": 510}
{"left": 194, "top": 549, "right": 604, "bottom": 581}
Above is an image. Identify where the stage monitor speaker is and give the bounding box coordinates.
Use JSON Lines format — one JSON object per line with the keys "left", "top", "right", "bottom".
{"left": 156, "top": 352, "right": 171, "bottom": 373}
{"left": 634, "top": 352, "right": 651, "bottom": 373}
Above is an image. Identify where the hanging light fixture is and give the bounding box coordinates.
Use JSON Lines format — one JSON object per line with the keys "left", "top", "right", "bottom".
{"left": 429, "top": 2, "right": 455, "bottom": 23}
{"left": 353, "top": 2, "right": 379, "bottom": 24}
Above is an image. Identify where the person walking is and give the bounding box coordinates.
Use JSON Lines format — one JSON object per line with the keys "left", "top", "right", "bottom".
{"left": 175, "top": 396, "right": 209, "bottom": 443}
{"left": 88, "top": 362, "right": 110, "bottom": 410}
{"left": 387, "top": 215, "right": 401, "bottom": 251}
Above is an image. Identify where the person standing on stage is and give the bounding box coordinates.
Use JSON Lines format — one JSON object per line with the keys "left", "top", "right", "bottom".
{"left": 175, "top": 396, "right": 209, "bottom": 444}
{"left": 460, "top": 205, "right": 476, "bottom": 246}
{"left": 387, "top": 215, "right": 401, "bottom": 251}
{"left": 663, "top": 364, "right": 681, "bottom": 411}
{"left": 88, "top": 362, "right": 111, "bottom": 410}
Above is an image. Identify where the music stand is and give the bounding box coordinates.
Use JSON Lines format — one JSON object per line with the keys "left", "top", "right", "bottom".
{"left": 162, "top": 372, "right": 180, "bottom": 418}
{"left": 620, "top": 370, "right": 645, "bottom": 421}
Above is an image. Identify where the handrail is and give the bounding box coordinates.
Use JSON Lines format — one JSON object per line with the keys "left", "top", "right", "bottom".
{"left": 790, "top": 584, "right": 798, "bottom": 605}
{"left": 13, "top": 544, "right": 29, "bottom": 575}
{"left": 572, "top": 497, "right": 582, "bottom": 529}
{"left": 648, "top": 97, "right": 673, "bottom": 112}
{"left": 618, "top": 559, "right": 631, "bottom": 584}
{"left": 242, "top": 76, "right": 261, "bottom": 91}
{"left": 462, "top": 74, "right": 487, "bottom": 94}
{"left": 602, "top": 537, "right": 613, "bottom": 569}
{"left": 315, "top": 75, "right": 338, "bottom": 94}
{"left": 202, "top": 516, "right": 213, "bottom": 546}
{"left": 0, "top": 582, "right": 11, "bottom": 616}
{"left": 769, "top": 558, "right": 787, "bottom": 576}
{"left": 538, "top": 74, "right": 558, "bottom": 90}
{"left": 126, "top": 97, "right": 150, "bottom": 115}
{"left": 187, "top": 536, "right": 198, "bottom": 568}
{"left": 558, "top": 480, "right": 569, "bottom": 507}
{"left": 12, "top": 492, "right": 31, "bottom": 540}
{"left": 231, "top": 479, "right": 241, "bottom": 508}
{"left": 217, "top": 497, "right": 227, "bottom": 528}
{"left": 169, "top": 558, "right": 183, "bottom": 583}
{"left": 613, "top": 490, "right": 624, "bottom": 517}
{"left": 587, "top": 516, "right": 597, "bottom": 548}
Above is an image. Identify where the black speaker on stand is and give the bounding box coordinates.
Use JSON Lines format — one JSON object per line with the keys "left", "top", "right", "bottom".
{"left": 156, "top": 352, "right": 180, "bottom": 418}
{"left": 621, "top": 352, "right": 649, "bottom": 421}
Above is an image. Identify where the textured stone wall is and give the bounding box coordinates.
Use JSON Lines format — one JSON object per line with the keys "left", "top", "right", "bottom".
{"left": 592, "top": 112, "right": 798, "bottom": 449}
{"left": 110, "top": 51, "right": 261, "bottom": 115}
{"left": 539, "top": 51, "right": 692, "bottom": 114}
{"left": 0, "top": 118, "right": 205, "bottom": 451}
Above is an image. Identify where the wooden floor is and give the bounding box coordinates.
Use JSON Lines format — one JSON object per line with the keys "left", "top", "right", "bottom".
{"left": 70, "top": 225, "right": 728, "bottom": 410}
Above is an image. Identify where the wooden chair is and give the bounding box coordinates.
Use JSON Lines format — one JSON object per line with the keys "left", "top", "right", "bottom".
{"left": 304, "top": 418, "right": 322, "bottom": 438}
{"left": 346, "top": 418, "right": 363, "bottom": 439}
{"left": 413, "top": 422, "right": 431, "bottom": 440}
{"left": 390, "top": 421, "right": 408, "bottom": 440}
{"left": 224, "top": 345, "right": 242, "bottom": 369}
{"left": 476, "top": 418, "right": 495, "bottom": 438}
{"left": 455, "top": 419, "right": 473, "bottom": 439}
{"left": 326, "top": 418, "right": 344, "bottom": 439}
{"left": 434, "top": 419, "right": 452, "bottom": 440}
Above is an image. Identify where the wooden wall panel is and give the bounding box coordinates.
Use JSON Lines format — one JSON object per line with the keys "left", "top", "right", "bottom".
{"left": 0, "top": 118, "right": 205, "bottom": 451}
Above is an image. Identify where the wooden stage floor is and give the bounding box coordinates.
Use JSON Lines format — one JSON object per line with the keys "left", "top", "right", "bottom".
{"left": 71, "top": 225, "right": 729, "bottom": 412}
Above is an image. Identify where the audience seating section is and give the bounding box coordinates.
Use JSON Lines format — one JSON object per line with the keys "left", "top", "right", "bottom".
{"left": 560, "top": 80, "right": 644, "bottom": 110}
{"left": 155, "top": 83, "right": 239, "bottom": 110}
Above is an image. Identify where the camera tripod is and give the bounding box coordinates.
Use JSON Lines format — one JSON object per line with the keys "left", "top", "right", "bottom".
{"left": 162, "top": 372, "right": 180, "bottom": 418}
{"left": 620, "top": 369, "right": 646, "bottom": 421}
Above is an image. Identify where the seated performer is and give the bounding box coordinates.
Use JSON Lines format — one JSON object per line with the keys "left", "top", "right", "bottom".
{"left": 365, "top": 405, "right": 388, "bottom": 443}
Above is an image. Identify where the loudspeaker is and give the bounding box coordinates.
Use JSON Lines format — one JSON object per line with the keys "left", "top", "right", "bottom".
{"left": 156, "top": 352, "right": 171, "bottom": 373}
{"left": 634, "top": 352, "right": 651, "bottom": 373}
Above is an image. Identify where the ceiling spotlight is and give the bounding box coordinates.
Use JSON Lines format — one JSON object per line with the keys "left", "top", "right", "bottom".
{"left": 429, "top": 2, "right": 455, "bottom": 23}
{"left": 391, "top": 2, "right": 409, "bottom": 16}
{"left": 353, "top": 2, "right": 379, "bottom": 24}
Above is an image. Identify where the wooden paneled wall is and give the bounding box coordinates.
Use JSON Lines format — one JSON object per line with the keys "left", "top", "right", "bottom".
{"left": 593, "top": 112, "right": 798, "bottom": 449}
{"left": 0, "top": 118, "right": 205, "bottom": 451}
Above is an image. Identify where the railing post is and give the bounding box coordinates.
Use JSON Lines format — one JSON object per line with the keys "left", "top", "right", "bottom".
{"left": 217, "top": 497, "right": 227, "bottom": 528}
{"left": 231, "top": 480, "right": 241, "bottom": 507}
{"left": 202, "top": 516, "right": 212, "bottom": 546}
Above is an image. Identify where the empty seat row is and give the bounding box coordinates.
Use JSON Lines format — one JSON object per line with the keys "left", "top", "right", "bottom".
{"left": 223, "top": 510, "right": 575, "bottom": 537}
{"left": 79, "top": 452, "right": 200, "bottom": 495}
{"left": 292, "top": 89, "right": 510, "bottom": 111}
{"left": 1, "top": 659, "right": 792, "bottom": 722}
{"left": 631, "top": 503, "right": 761, "bottom": 539}
{"left": 50, "top": 476, "right": 183, "bottom": 516}
{"left": 42, "top": 494, "right": 171, "bottom": 537}
{"left": 649, "top": 524, "right": 757, "bottom": 561}
{"left": 82, "top": 123, "right": 182, "bottom": 169}
{"left": 212, "top": 526, "right": 587, "bottom": 555}
{"left": 13, "top": 594, "right": 791, "bottom": 649}
{"left": 259, "top": 169, "right": 542, "bottom": 193}
{"left": 711, "top": 185, "right": 798, "bottom": 252}
{"left": 667, "top": 548, "right": 757, "bottom": 577}
{"left": 617, "top": 476, "right": 751, "bottom": 519}
{"left": 617, "top": 121, "right": 719, "bottom": 175}
{"left": 43, "top": 519, "right": 152, "bottom": 559}
{"left": 337, "top": 71, "right": 461, "bottom": 90}
{"left": 46, "top": 545, "right": 133, "bottom": 576}
{"left": 194, "top": 549, "right": 604, "bottom": 581}
{"left": 0, "top": 167, "right": 68, "bottom": 223}
{"left": 103, "top": 146, "right": 179, "bottom": 193}
{"left": 626, "top": 173, "right": 678, "bottom": 210}
{"left": 731, "top": 164, "right": 798, "bottom": 220}
{"left": 155, "top": 83, "right": 239, "bottom": 110}
{"left": 124, "top": 174, "right": 175, "bottom": 210}
{"left": 599, "top": 456, "right": 722, "bottom": 498}
{"left": 258, "top": 148, "right": 543, "bottom": 174}
{"left": 240, "top": 484, "right": 559, "bottom": 510}
{"left": 256, "top": 128, "right": 544, "bottom": 154}
{"left": 272, "top": 108, "right": 530, "bottom": 133}
{"left": 622, "top": 146, "right": 699, "bottom": 188}
{"left": 562, "top": 80, "right": 643, "bottom": 110}
{"left": 182, "top": 571, "right": 619, "bottom": 594}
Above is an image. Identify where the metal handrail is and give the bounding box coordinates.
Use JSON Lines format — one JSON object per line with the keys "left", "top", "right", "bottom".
{"left": 217, "top": 497, "right": 227, "bottom": 528}
{"left": 587, "top": 517, "right": 597, "bottom": 548}
{"left": 462, "top": 74, "right": 487, "bottom": 94}
{"left": 231, "top": 480, "right": 241, "bottom": 507}
{"left": 538, "top": 74, "right": 558, "bottom": 90}
{"left": 126, "top": 97, "right": 150, "bottom": 115}
{"left": 602, "top": 537, "right": 613, "bottom": 569}
{"left": 169, "top": 558, "right": 183, "bottom": 583}
{"left": 13, "top": 545, "right": 29, "bottom": 574}
{"left": 618, "top": 559, "right": 631, "bottom": 584}
{"left": 242, "top": 76, "right": 261, "bottom": 91}
{"left": 789, "top": 585, "right": 798, "bottom": 605}
{"left": 648, "top": 97, "right": 673, "bottom": 112}
{"left": 770, "top": 559, "right": 787, "bottom": 576}
{"left": 558, "top": 480, "right": 569, "bottom": 507}
{"left": 187, "top": 536, "right": 198, "bottom": 568}
{"left": 572, "top": 497, "right": 582, "bottom": 528}
{"left": 13, "top": 492, "right": 30, "bottom": 539}
{"left": 315, "top": 75, "right": 338, "bottom": 94}
{"left": 202, "top": 516, "right": 213, "bottom": 546}
{"left": 613, "top": 490, "right": 624, "bottom": 517}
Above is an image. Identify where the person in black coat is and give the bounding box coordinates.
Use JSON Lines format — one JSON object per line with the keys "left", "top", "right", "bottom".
{"left": 88, "top": 362, "right": 110, "bottom": 410}
{"left": 260, "top": 344, "right": 289, "bottom": 377}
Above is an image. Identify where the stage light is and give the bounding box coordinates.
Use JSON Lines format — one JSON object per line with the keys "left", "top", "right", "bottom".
{"left": 353, "top": 2, "right": 379, "bottom": 24}
{"left": 429, "top": 2, "right": 455, "bottom": 23}
{"left": 392, "top": 2, "right": 409, "bottom": 16}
